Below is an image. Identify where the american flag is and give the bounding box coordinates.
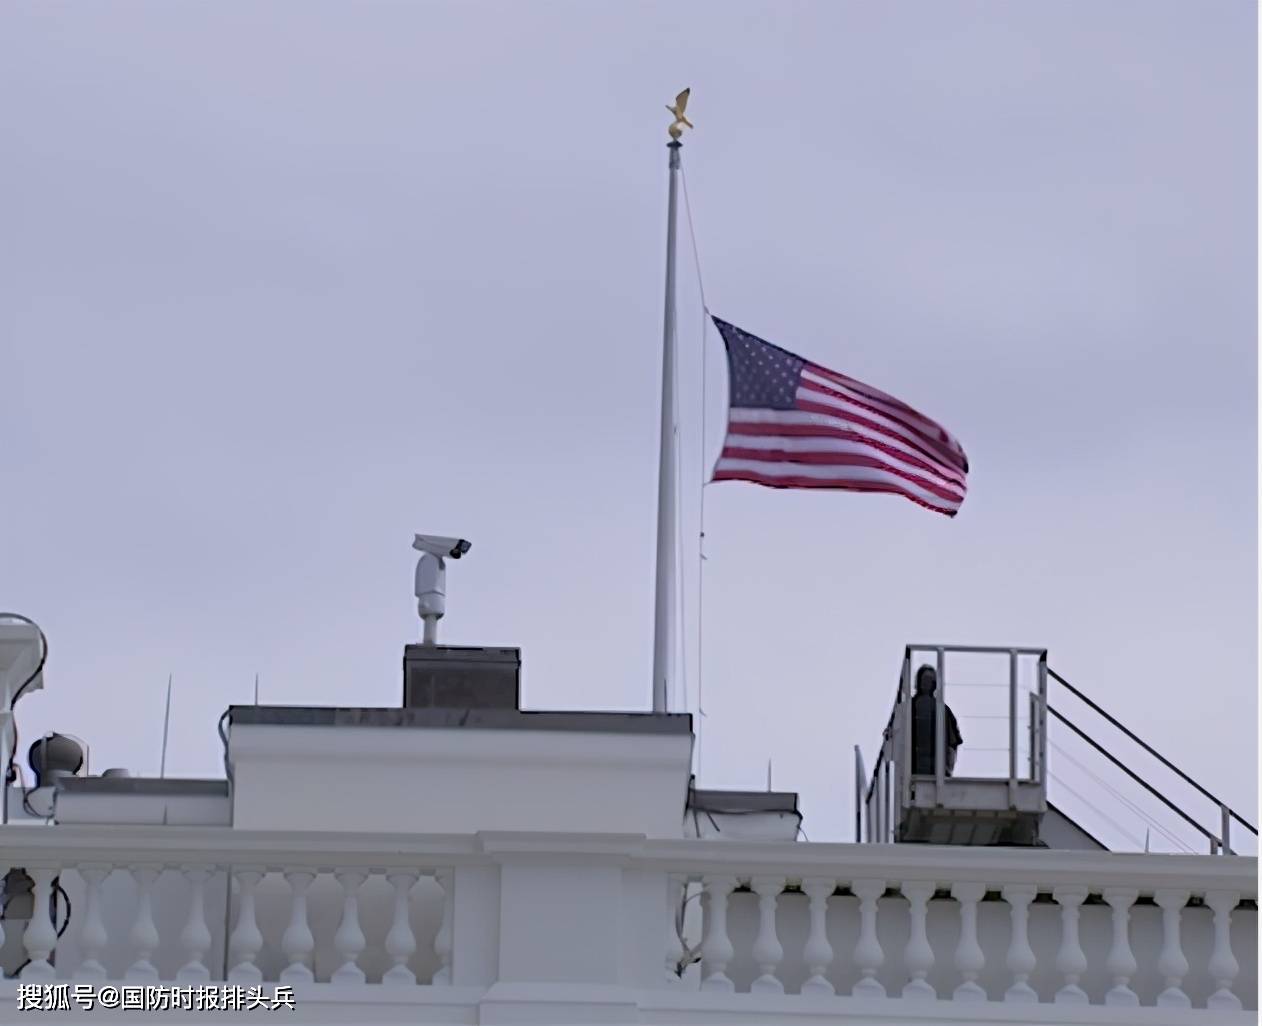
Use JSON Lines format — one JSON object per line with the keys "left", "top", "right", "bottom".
{"left": 710, "top": 316, "right": 969, "bottom": 517}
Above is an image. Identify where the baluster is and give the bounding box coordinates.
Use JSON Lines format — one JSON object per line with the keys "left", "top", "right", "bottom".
{"left": 227, "top": 869, "right": 265, "bottom": 983}
{"left": 664, "top": 875, "right": 686, "bottom": 983}
{"left": 1103, "top": 888, "right": 1138, "bottom": 1006}
{"left": 1052, "top": 886, "right": 1089, "bottom": 1004}
{"left": 1153, "top": 889, "right": 1190, "bottom": 1008}
{"left": 383, "top": 871, "right": 419, "bottom": 985}
{"left": 332, "top": 870, "right": 367, "bottom": 984}
{"left": 750, "top": 876, "right": 785, "bottom": 994}
{"left": 699, "top": 875, "right": 737, "bottom": 992}
{"left": 952, "top": 882, "right": 986, "bottom": 1002}
{"left": 851, "top": 879, "right": 886, "bottom": 998}
{"left": 126, "top": 865, "right": 162, "bottom": 981}
{"left": 1001, "top": 884, "right": 1038, "bottom": 1003}
{"left": 177, "top": 866, "right": 212, "bottom": 983}
{"left": 1205, "top": 890, "right": 1242, "bottom": 1011}
{"left": 280, "top": 871, "right": 316, "bottom": 984}
{"left": 432, "top": 869, "right": 453, "bottom": 986}
{"left": 800, "top": 878, "right": 835, "bottom": 996}
{"left": 75, "top": 864, "right": 111, "bottom": 980}
{"left": 21, "top": 868, "right": 59, "bottom": 981}
{"left": 902, "top": 881, "right": 936, "bottom": 999}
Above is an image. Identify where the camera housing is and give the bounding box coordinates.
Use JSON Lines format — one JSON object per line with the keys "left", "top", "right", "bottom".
{"left": 413, "top": 534, "right": 472, "bottom": 559}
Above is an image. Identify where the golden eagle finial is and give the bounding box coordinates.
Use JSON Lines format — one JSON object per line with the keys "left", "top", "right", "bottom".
{"left": 666, "top": 88, "right": 693, "bottom": 141}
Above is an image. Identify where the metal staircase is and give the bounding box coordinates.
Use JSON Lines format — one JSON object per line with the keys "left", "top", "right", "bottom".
{"left": 856, "top": 644, "right": 1257, "bottom": 854}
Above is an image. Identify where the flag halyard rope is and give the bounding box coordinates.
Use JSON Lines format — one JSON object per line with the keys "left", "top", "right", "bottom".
{"left": 680, "top": 166, "right": 710, "bottom": 778}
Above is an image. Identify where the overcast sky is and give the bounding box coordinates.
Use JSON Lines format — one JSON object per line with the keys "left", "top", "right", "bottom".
{"left": 2, "top": 0, "right": 1256, "bottom": 848}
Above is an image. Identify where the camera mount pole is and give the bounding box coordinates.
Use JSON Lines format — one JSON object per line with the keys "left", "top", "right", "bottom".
{"left": 415, "top": 552, "right": 446, "bottom": 646}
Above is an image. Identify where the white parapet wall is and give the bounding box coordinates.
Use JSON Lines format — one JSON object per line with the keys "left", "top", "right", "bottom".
{"left": 0, "top": 824, "right": 1254, "bottom": 1025}
{"left": 227, "top": 707, "right": 695, "bottom": 838}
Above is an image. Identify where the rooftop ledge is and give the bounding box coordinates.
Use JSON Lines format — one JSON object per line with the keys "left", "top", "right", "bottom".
{"left": 2, "top": 825, "right": 1255, "bottom": 884}
{"left": 228, "top": 704, "right": 693, "bottom": 735}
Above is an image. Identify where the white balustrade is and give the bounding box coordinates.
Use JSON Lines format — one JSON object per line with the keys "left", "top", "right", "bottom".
{"left": 1053, "top": 886, "right": 1089, "bottom": 1004}
{"left": 750, "top": 876, "right": 785, "bottom": 994}
{"left": 75, "top": 864, "right": 110, "bottom": 981}
{"left": 0, "top": 828, "right": 1255, "bottom": 1011}
{"left": 332, "top": 869, "right": 367, "bottom": 985}
{"left": 665, "top": 874, "right": 686, "bottom": 983}
{"left": 1001, "top": 884, "right": 1038, "bottom": 1003}
{"left": 648, "top": 872, "right": 1257, "bottom": 1009}
{"left": 20, "top": 868, "right": 58, "bottom": 981}
{"left": 648, "top": 867, "right": 1259, "bottom": 1009}
{"left": 951, "top": 882, "right": 986, "bottom": 1002}
{"left": 1205, "top": 890, "right": 1242, "bottom": 1011}
{"left": 851, "top": 879, "right": 886, "bottom": 998}
{"left": 1153, "top": 889, "right": 1190, "bottom": 1008}
{"left": 699, "top": 875, "right": 737, "bottom": 992}
{"left": 177, "top": 865, "right": 213, "bottom": 983}
{"left": 901, "top": 881, "right": 936, "bottom": 999}
{"left": 383, "top": 871, "right": 419, "bottom": 986}
{"left": 1103, "top": 887, "right": 1139, "bottom": 1006}
{"left": 126, "top": 865, "right": 161, "bottom": 982}
{"left": 800, "top": 877, "right": 835, "bottom": 996}
{"left": 432, "top": 868, "right": 453, "bottom": 986}
{"left": 227, "top": 868, "right": 265, "bottom": 983}
{"left": 280, "top": 870, "right": 316, "bottom": 984}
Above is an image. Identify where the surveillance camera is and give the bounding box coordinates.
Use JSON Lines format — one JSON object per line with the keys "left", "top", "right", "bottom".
{"left": 413, "top": 534, "right": 472, "bottom": 559}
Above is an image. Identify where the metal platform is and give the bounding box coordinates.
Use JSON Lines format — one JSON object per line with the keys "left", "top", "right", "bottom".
{"left": 857, "top": 644, "right": 1258, "bottom": 855}
{"left": 860, "top": 645, "right": 1050, "bottom": 848}
{"left": 901, "top": 775, "right": 1046, "bottom": 845}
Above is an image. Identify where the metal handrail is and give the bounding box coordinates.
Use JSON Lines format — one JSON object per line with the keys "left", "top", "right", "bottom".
{"left": 863, "top": 702, "right": 897, "bottom": 806}
{"left": 1046, "top": 705, "right": 1218, "bottom": 846}
{"left": 1048, "top": 668, "right": 1257, "bottom": 836}
{"left": 864, "top": 749, "right": 884, "bottom": 806}
{"left": 907, "top": 644, "right": 1048, "bottom": 657}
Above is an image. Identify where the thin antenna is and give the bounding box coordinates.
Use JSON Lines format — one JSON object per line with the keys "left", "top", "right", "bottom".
{"left": 253, "top": 673, "right": 260, "bottom": 705}
{"left": 767, "top": 758, "right": 772, "bottom": 792}
{"left": 1145, "top": 828, "right": 1151, "bottom": 853}
{"left": 159, "top": 673, "right": 173, "bottom": 779}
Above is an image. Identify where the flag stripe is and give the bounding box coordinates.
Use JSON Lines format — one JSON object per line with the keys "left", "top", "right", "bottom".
{"left": 725, "top": 415, "right": 965, "bottom": 492}
{"left": 720, "top": 437, "right": 966, "bottom": 502}
{"left": 719, "top": 447, "right": 964, "bottom": 505}
{"left": 793, "top": 395, "right": 969, "bottom": 488}
{"left": 803, "top": 363, "right": 967, "bottom": 466}
{"left": 798, "top": 374, "right": 968, "bottom": 477}
{"left": 712, "top": 462, "right": 962, "bottom": 516}
{"left": 726, "top": 406, "right": 959, "bottom": 489}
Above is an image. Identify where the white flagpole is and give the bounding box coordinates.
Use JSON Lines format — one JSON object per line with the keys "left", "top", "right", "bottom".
{"left": 653, "top": 92, "right": 690, "bottom": 713}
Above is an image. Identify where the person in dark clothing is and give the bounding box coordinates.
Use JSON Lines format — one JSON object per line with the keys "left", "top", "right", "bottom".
{"left": 910, "top": 665, "right": 963, "bottom": 776}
